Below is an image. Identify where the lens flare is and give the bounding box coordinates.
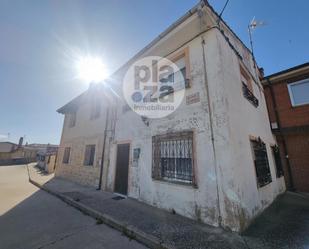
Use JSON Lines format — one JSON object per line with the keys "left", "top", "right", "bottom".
{"left": 75, "top": 56, "right": 108, "bottom": 82}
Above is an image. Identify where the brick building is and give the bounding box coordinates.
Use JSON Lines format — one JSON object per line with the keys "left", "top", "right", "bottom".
{"left": 263, "top": 63, "right": 309, "bottom": 192}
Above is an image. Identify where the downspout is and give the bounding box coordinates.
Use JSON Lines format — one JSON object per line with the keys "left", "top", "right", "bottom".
{"left": 97, "top": 107, "right": 110, "bottom": 190}
{"left": 201, "top": 36, "right": 223, "bottom": 226}
{"left": 267, "top": 78, "right": 295, "bottom": 190}
{"left": 198, "top": 2, "right": 223, "bottom": 227}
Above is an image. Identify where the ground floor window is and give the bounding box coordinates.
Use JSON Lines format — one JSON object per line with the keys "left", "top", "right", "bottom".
{"left": 271, "top": 145, "right": 284, "bottom": 178}
{"left": 63, "top": 147, "right": 71, "bottom": 164}
{"left": 152, "top": 131, "right": 194, "bottom": 185}
{"left": 250, "top": 138, "right": 272, "bottom": 187}
{"left": 84, "top": 144, "right": 95, "bottom": 166}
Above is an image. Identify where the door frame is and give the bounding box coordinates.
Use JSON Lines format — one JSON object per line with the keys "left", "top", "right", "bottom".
{"left": 113, "top": 140, "right": 131, "bottom": 196}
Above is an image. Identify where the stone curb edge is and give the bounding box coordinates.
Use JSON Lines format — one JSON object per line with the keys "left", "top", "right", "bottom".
{"left": 29, "top": 178, "right": 175, "bottom": 249}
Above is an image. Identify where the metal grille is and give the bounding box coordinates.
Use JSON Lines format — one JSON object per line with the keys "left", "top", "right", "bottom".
{"left": 272, "top": 145, "right": 284, "bottom": 178}
{"left": 251, "top": 139, "right": 272, "bottom": 187}
{"left": 152, "top": 131, "right": 194, "bottom": 184}
{"left": 242, "top": 82, "right": 259, "bottom": 107}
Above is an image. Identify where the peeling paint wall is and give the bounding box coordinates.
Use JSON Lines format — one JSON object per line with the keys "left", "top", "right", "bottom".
{"left": 55, "top": 3, "right": 285, "bottom": 232}
{"left": 107, "top": 6, "right": 285, "bottom": 232}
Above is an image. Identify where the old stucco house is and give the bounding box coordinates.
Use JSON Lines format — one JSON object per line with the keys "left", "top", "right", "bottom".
{"left": 55, "top": 1, "right": 285, "bottom": 232}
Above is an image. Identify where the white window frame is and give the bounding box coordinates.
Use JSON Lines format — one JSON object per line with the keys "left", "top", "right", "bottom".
{"left": 287, "top": 79, "right": 309, "bottom": 107}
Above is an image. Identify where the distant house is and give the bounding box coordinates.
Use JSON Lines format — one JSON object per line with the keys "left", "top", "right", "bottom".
{"left": 263, "top": 62, "right": 309, "bottom": 192}
{"left": 37, "top": 145, "right": 58, "bottom": 173}
{"left": 0, "top": 138, "right": 25, "bottom": 165}
{"left": 0, "top": 138, "right": 59, "bottom": 167}
{"left": 37, "top": 152, "right": 57, "bottom": 174}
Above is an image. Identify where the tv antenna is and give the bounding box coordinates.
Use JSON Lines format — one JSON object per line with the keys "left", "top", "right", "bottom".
{"left": 248, "top": 17, "right": 267, "bottom": 67}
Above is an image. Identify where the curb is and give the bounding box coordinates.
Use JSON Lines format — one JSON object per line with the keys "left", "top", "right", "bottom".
{"left": 29, "top": 178, "right": 174, "bottom": 249}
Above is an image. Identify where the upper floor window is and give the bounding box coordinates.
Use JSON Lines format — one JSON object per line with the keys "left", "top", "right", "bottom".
{"left": 84, "top": 144, "right": 95, "bottom": 166}
{"left": 90, "top": 99, "right": 101, "bottom": 120}
{"left": 158, "top": 48, "right": 190, "bottom": 96}
{"left": 68, "top": 112, "right": 76, "bottom": 127}
{"left": 288, "top": 79, "right": 309, "bottom": 106}
{"left": 250, "top": 138, "right": 272, "bottom": 188}
{"left": 152, "top": 131, "right": 194, "bottom": 185}
{"left": 62, "top": 147, "right": 71, "bottom": 164}
{"left": 241, "top": 66, "right": 253, "bottom": 92}
{"left": 240, "top": 65, "right": 259, "bottom": 107}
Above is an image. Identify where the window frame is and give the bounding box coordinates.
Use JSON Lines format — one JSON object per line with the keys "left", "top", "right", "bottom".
{"left": 287, "top": 79, "right": 309, "bottom": 107}
{"left": 62, "top": 147, "right": 71, "bottom": 164}
{"left": 250, "top": 137, "right": 272, "bottom": 188}
{"left": 240, "top": 64, "right": 259, "bottom": 107}
{"left": 271, "top": 145, "right": 284, "bottom": 178}
{"left": 240, "top": 65, "right": 253, "bottom": 93}
{"left": 83, "top": 144, "right": 96, "bottom": 166}
{"left": 90, "top": 99, "right": 101, "bottom": 120}
{"left": 68, "top": 112, "right": 76, "bottom": 128}
{"left": 152, "top": 131, "right": 196, "bottom": 186}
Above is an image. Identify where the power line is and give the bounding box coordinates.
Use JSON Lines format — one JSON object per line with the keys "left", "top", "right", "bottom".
{"left": 219, "top": 0, "right": 230, "bottom": 18}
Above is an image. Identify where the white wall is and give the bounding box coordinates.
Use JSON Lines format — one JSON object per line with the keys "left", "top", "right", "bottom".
{"left": 107, "top": 7, "right": 285, "bottom": 231}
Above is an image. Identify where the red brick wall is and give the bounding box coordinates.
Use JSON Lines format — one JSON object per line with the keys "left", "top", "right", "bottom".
{"left": 264, "top": 73, "right": 309, "bottom": 192}
{"left": 285, "top": 134, "right": 309, "bottom": 192}
{"left": 270, "top": 81, "right": 309, "bottom": 128}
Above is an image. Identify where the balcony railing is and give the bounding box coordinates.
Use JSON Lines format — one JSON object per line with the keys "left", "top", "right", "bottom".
{"left": 242, "top": 82, "right": 259, "bottom": 107}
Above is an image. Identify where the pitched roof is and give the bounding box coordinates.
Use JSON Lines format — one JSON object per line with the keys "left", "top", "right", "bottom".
{"left": 57, "top": 1, "right": 256, "bottom": 113}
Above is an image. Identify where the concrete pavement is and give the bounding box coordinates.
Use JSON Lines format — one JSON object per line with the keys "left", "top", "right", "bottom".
{"left": 29, "top": 164, "right": 309, "bottom": 249}
{"left": 0, "top": 165, "right": 147, "bottom": 249}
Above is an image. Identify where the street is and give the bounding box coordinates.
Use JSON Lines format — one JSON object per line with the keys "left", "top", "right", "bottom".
{"left": 0, "top": 165, "right": 147, "bottom": 249}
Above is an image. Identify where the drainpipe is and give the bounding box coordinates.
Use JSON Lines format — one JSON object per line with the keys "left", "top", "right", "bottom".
{"left": 97, "top": 107, "right": 110, "bottom": 190}
{"left": 266, "top": 78, "right": 295, "bottom": 190}
{"left": 201, "top": 36, "right": 223, "bottom": 226}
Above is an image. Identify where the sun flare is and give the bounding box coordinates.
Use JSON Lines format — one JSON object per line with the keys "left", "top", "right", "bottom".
{"left": 75, "top": 56, "right": 108, "bottom": 82}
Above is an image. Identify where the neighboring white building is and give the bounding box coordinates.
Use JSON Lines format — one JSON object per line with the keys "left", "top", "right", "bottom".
{"left": 55, "top": 1, "right": 285, "bottom": 232}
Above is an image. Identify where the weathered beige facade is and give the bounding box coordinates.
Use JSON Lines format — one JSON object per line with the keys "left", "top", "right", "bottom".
{"left": 55, "top": 2, "right": 285, "bottom": 232}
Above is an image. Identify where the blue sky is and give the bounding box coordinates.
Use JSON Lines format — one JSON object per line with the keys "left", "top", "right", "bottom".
{"left": 0, "top": 0, "right": 308, "bottom": 144}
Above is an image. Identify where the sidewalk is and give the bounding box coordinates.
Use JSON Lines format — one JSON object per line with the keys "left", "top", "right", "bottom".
{"left": 27, "top": 164, "right": 247, "bottom": 249}
{"left": 28, "top": 164, "right": 309, "bottom": 249}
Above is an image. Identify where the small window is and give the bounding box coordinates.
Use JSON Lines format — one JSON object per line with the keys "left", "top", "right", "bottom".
{"left": 250, "top": 138, "right": 272, "bottom": 188}
{"left": 62, "top": 147, "right": 71, "bottom": 164}
{"left": 240, "top": 67, "right": 253, "bottom": 92}
{"left": 241, "top": 66, "right": 259, "bottom": 107}
{"left": 90, "top": 100, "right": 101, "bottom": 120}
{"left": 288, "top": 79, "right": 309, "bottom": 106}
{"left": 152, "top": 131, "right": 194, "bottom": 184}
{"left": 84, "top": 145, "right": 95, "bottom": 166}
{"left": 69, "top": 112, "right": 76, "bottom": 127}
{"left": 271, "top": 145, "right": 284, "bottom": 178}
{"left": 159, "top": 56, "right": 188, "bottom": 92}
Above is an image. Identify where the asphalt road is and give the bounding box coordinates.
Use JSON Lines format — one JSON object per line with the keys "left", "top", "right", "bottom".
{"left": 0, "top": 165, "right": 147, "bottom": 249}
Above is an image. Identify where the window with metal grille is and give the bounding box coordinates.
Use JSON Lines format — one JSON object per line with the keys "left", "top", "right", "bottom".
{"left": 62, "top": 147, "right": 71, "bottom": 164}
{"left": 90, "top": 99, "right": 101, "bottom": 120}
{"left": 271, "top": 145, "right": 284, "bottom": 178}
{"left": 240, "top": 66, "right": 259, "bottom": 107}
{"left": 250, "top": 139, "right": 272, "bottom": 187}
{"left": 84, "top": 145, "right": 95, "bottom": 166}
{"left": 152, "top": 131, "right": 194, "bottom": 185}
